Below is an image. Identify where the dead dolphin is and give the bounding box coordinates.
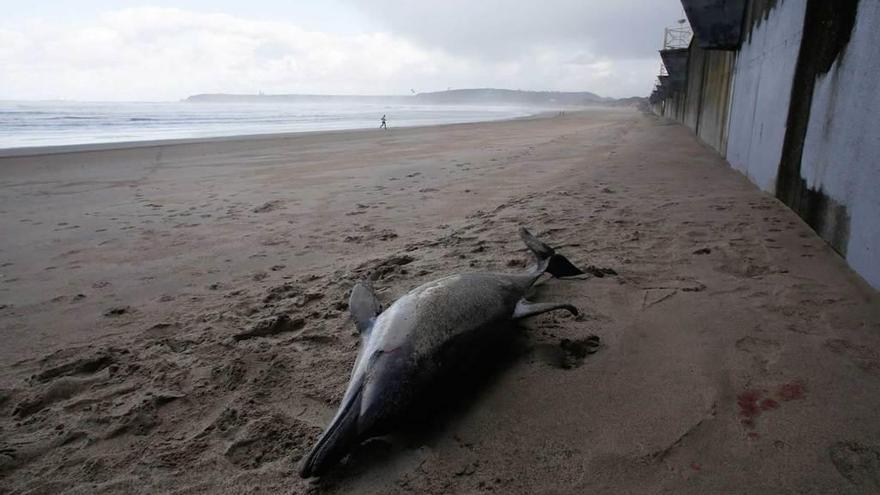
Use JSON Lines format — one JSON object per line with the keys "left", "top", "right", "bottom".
{"left": 299, "top": 227, "right": 586, "bottom": 477}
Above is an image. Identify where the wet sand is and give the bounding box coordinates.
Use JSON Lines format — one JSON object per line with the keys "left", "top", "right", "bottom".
{"left": 1, "top": 109, "right": 879, "bottom": 494}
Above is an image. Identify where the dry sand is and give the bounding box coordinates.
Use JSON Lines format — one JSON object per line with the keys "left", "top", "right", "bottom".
{"left": 1, "top": 109, "right": 879, "bottom": 494}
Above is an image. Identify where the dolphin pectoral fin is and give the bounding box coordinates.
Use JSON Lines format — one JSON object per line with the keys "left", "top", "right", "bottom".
{"left": 350, "top": 281, "right": 382, "bottom": 335}
{"left": 513, "top": 299, "right": 579, "bottom": 319}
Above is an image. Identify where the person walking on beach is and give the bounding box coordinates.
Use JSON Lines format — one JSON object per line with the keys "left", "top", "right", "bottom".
{"left": 380, "top": 114, "right": 387, "bottom": 130}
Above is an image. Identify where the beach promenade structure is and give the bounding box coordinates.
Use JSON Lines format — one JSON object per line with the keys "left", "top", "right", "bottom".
{"left": 651, "top": 0, "right": 880, "bottom": 289}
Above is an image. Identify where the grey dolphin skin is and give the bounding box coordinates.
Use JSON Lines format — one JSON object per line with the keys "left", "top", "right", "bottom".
{"left": 299, "top": 227, "right": 585, "bottom": 478}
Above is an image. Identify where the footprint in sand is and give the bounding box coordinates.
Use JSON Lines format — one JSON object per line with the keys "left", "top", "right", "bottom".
{"left": 735, "top": 335, "right": 782, "bottom": 373}
{"left": 12, "top": 350, "right": 122, "bottom": 419}
{"left": 103, "top": 306, "right": 132, "bottom": 317}
{"left": 824, "top": 339, "right": 880, "bottom": 374}
{"left": 534, "top": 336, "right": 601, "bottom": 370}
{"left": 253, "top": 200, "right": 283, "bottom": 213}
{"left": 224, "top": 414, "right": 311, "bottom": 469}
{"left": 828, "top": 442, "right": 880, "bottom": 489}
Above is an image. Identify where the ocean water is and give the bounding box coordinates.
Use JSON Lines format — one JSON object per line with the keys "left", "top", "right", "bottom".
{"left": 0, "top": 101, "right": 533, "bottom": 150}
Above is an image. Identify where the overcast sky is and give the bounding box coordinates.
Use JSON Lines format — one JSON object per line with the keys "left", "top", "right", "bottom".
{"left": 0, "top": 1, "right": 686, "bottom": 101}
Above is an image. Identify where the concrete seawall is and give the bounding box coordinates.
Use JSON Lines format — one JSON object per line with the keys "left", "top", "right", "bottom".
{"left": 652, "top": 0, "right": 880, "bottom": 288}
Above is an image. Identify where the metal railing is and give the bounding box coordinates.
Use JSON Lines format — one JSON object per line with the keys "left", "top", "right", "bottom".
{"left": 663, "top": 19, "right": 693, "bottom": 50}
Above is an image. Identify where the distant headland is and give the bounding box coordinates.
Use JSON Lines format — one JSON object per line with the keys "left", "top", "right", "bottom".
{"left": 184, "top": 88, "right": 640, "bottom": 106}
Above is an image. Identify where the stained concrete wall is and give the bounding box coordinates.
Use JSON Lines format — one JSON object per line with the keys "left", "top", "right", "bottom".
{"left": 726, "top": 0, "right": 806, "bottom": 191}
{"left": 675, "top": 40, "right": 734, "bottom": 154}
{"left": 652, "top": 0, "right": 880, "bottom": 288}
{"left": 682, "top": 42, "right": 705, "bottom": 131}
{"left": 799, "top": 0, "right": 880, "bottom": 288}
{"left": 695, "top": 50, "right": 734, "bottom": 154}
{"left": 664, "top": 91, "right": 687, "bottom": 123}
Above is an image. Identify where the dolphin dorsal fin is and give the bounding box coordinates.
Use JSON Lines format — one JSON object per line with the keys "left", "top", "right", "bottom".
{"left": 349, "top": 281, "right": 382, "bottom": 335}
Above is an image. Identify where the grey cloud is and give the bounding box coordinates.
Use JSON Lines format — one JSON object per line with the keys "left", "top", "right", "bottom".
{"left": 343, "top": 0, "right": 686, "bottom": 61}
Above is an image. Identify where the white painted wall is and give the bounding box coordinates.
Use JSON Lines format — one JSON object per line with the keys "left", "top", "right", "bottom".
{"left": 725, "top": 1, "right": 806, "bottom": 192}
{"left": 657, "top": 0, "right": 879, "bottom": 289}
{"left": 800, "top": 1, "right": 880, "bottom": 288}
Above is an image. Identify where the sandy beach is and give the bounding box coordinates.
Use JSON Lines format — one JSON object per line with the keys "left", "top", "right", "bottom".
{"left": 1, "top": 108, "right": 879, "bottom": 494}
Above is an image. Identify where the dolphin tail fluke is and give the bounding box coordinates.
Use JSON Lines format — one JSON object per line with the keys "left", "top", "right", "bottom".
{"left": 546, "top": 254, "right": 584, "bottom": 278}
{"left": 519, "top": 227, "right": 585, "bottom": 278}
{"left": 299, "top": 383, "right": 363, "bottom": 478}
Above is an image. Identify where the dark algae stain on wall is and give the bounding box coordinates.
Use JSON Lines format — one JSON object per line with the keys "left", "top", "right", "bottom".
{"left": 744, "top": 0, "right": 779, "bottom": 43}
{"left": 776, "top": 0, "right": 859, "bottom": 256}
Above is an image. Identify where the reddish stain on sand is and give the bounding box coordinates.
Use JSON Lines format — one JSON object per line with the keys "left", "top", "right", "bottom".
{"left": 737, "top": 390, "right": 762, "bottom": 420}
{"left": 738, "top": 382, "right": 804, "bottom": 431}
{"left": 690, "top": 462, "right": 702, "bottom": 471}
{"left": 747, "top": 432, "right": 761, "bottom": 440}
{"left": 778, "top": 382, "right": 806, "bottom": 401}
